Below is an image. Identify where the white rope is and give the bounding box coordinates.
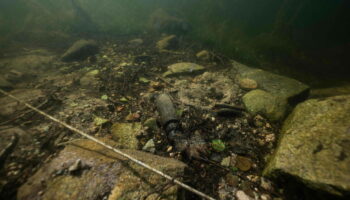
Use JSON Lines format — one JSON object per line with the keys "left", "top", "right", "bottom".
{"left": 0, "top": 89, "right": 216, "bottom": 200}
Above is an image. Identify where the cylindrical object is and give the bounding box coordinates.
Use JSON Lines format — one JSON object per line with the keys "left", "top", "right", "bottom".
{"left": 156, "top": 93, "right": 178, "bottom": 126}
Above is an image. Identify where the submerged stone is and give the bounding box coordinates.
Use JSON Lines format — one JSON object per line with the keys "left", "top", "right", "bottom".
{"left": 163, "top": 62, "right": 205, "bottom": 77}
{"left": 110, "top": 122, "right": 141, "bottom": 149}
{"left": 238, "top": 78, "right": 258, "bottom": 90}
{"left": 79, "top": 69, "right": 100, "bottom": 87}
{"left": 17, "top": 139, "right": 186, "bottom": 200}
{"left": 243, "top": 89, "right": 287, "bottom": 121}
{"left": 61, "top": 39, "right": 99, "bottom": 62}
{"left": 232, "top": 61, "right": 309, "bottom": 105}
{"left": 156, "top": 35, "right": 178, "bottom": 51}
{"left": 264, "top": 95, "right": 350, "bottom": 196}
{"left": 196, "top": 50, "right": 210, "bottom": 61}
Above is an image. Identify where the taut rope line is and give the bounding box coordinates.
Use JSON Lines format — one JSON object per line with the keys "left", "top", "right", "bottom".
{"left": 0, "top": 89, "right": 216, "bottom": 200}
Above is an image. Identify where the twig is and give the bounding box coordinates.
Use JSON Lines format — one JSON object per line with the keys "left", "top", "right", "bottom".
{"left": 0, "top": 132, "right": 19, "bottom": 168}
{"left": 0, "top": 88, "right": 216, "bottom": 200}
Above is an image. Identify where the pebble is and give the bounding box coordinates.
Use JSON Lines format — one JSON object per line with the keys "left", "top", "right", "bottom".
{"left": 196, "top": 50, "right": 210, "bottom": 61}
{"left": 221, "top": 157, "right": 231, "bottom": 167}
{"left": 239, "top": 78, "right": 258, "bottom": 90}
{"left": 265, "top": 133, "right": 276, "bottom": 143}
{"left": 235, "top": 155, "right": 253, "bottom": 172}
{"left": 261, "top": 194, "right": 272, "bottom": 200}
{"left": 142, "top": 139, "right": 155, "bottom": 153}
{"left": 225, "top": 173, "right": 239, "bottom": 187}
{"left": 68, "top": 159, "right": 82, "bottom": 173}
{"left": 260, "top": 177, "right": 274, "bottom": 192}
{"left": 236, "top": 190, "right": 253, "bottom": 200}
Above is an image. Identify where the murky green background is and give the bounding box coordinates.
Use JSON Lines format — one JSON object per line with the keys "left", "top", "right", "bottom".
{"left": 0, "top": 0, "right": 349, "bottom": 85}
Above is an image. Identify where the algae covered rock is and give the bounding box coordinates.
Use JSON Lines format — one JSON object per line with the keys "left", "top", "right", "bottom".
{"left": 264, "top": 95, "right": 350, "bottom": 196}
{"left": 110, "top": 122, "right": 141, "bottom": 149}
{"left": 163, "top": 62, "right": 205, "bottom": 77}
{"left": 17, "top": 139, "right": 186, "bottom": 200}
{"left": 61, "top": 39, "right": 99, "bottom": 62}
{"left": 242, "top": 89, "right": 287, "bottom": 121}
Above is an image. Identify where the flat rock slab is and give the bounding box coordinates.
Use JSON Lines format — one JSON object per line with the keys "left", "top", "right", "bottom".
{"left": 232, "top": 61, "right": 309, "bottom": 121}
{"left": 232, "top": 61, "right": 309, "bottom": 105}
{"left": 163, "top": 62, "right": 205, "bottom": 77}
{"left": 18, "top": 139, "right": 186, "bottom": 200}
{"left": 264, "top": 95, "right": 350, "bottom": 196}
{"left": 61, "top": 39, "right": 99, "bottom": 62}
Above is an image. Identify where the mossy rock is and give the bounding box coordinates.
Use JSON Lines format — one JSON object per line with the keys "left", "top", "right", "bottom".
{"left": 110, "top": 122, "right": 141, "bottom": 149}
{"left": 242, "top": 89, "right": 287, "bottom": 121}
{"left": 264, "top": 95, "right": 350, "bottom": 196}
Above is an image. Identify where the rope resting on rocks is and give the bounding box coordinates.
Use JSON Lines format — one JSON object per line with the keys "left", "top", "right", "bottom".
{"left": 0, "top": 88, "right": 216, "bottom": 200}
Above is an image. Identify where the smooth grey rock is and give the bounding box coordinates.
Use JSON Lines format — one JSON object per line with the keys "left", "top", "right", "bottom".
{"left": 264, "top": 95, "right": 350, "bottom": 196}
{"left": 242, "top": 89, "right": 288, "bottom": 121}
{"left": 61, "top": 39, "right": 98, "bottom": 62}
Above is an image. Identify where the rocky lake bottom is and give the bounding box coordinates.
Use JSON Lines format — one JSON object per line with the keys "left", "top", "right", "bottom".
{"left": 0, "top": 34, "right": 349, "bottom": 200}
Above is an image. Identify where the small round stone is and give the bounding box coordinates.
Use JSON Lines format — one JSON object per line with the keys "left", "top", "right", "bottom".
{"left": 239, "top": 78, "right": 258, "bottom": 89}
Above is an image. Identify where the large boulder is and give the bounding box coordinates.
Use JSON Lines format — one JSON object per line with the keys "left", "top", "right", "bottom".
{"left": 61, "top": 39, "right": 99, "bottom": 62}
{"left": 17, "top": 139, "right": 187, "bottom": 200}
{"left": 233, "top": 61, "right": 309, "bottom": 121}
{"left": 264, "top": 95, "right": 350, "bottom": 196}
